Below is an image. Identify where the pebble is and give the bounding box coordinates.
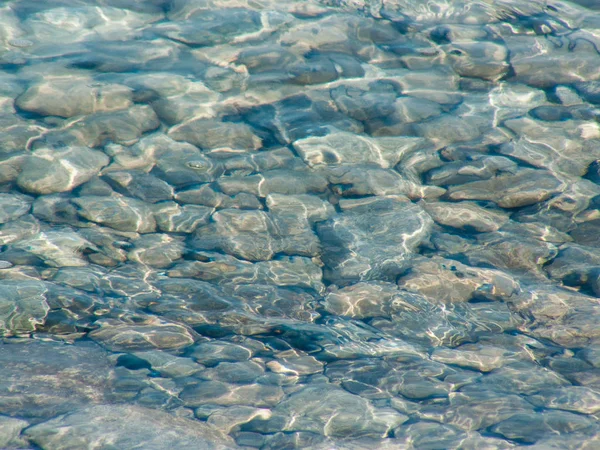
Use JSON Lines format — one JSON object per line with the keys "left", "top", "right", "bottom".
{"left": 0, "top": 193, "right": 32, "bottom": 224}
{"left": 17, "top": 147, "right": 109, "bottom": 195}
{"left": 317, "top": 197, "right": 433, "bottom": 284}
{"left": 0, "top": 340, "right": 114, "bottom": 418}
{"left": 72, "top": 195, "right": 157, "bottom": 233}
{"left": 16, "top": 78, "right": 132, "bottom": 118}
{"left": 11, "top": 229, "right": 97, "bottom": 267}
{"left": 180, "top": 380, "right": 283, "bottom": 408}
{"left": 446, "top": 168, "right": 563, "bottom": 208}
{"left": 89, "top": 317, "right": 196, "bottom": 351}
{"left": 293, "top": 132, "right": 425, "bottom": 169}
{"left": 102, "top": 171, "right": 174, "bottom": 203}
{"left": 0, "top": 280, "right": 49, "bottom": 336}
{"left": 127, "top": 234, "right": 185, "bottom": 268}
{"left": 445, "top": 390, "right": 534, "bottom": 431}
{"left": 491, "top": 410, "right": 597, "bottom": 444}
{"left": 168, "top": 253, "right": 325, "bottom": 293}
{"left": 192, "top": 209, "right": 320, "bottom": 261}
{"left": 25, "top": 404, "right": 235, "bottom": 449}
{"left": 169, "top": 119, "right": 262, "bottom": 151}
{"left": 153, "top": 202, "right": 213, "bottom": 233}
{"left": 32, "top": 104, "right": 160, "bottom": 150}
{"left": 422, "top": 200, "right": 509, "bottom": 232}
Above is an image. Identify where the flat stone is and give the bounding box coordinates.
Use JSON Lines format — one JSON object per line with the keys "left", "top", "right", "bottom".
{"left": 89, "top": 317, "right": 196, "bottom": 352}
{"left": 102, "top": 171, "right": 174, "bottom": 203}
{"left": 266, "top": 194, "right": 334, "bottom": 224}
{"left": 528, "top": 386, "right": 600, "bottom": 415}
{"left": 180, "top": 380, "right": 283, "bottom": 407}
{"left": 11, "top": 229, "right": 97, "bottom": 267}
{"left": 156, "top": 8, "right": 261, "bottom": 45}
{"left": 488, "top": 82, "right": 547, "bottom": 124}
{"left": 507, "top": 34, "right": 600, "bottom": 87}
{"left": 25, "top": 404, "right": 235, "bottom": 449}
{"left": 443, "top": 41, "right": 509, "bottom": 81}
{"left": 153, "top": 202, "right": 213, "bottom": 233}
{"left": 575, "top": 81, "right": 600, "bottom": 104}
{"left": 511, "top": 286, "right": 600, "bottom": 348}
{"left": 398, "top": 256, "right": 520, "bottom": 303}
{"left": 422, "top": 200, "right": 509, "bottom": 232}
{"left": 446, "top": 168, "right": 564, "bottom": 208}
{"left": 0, "top": 415, "right": 29, "bottom": 448}
{"left": 293, "top": 132, "right": 426, "bottom": 168}
{"left": 317, "top": 197, "right": 433, "bottom": 284}
{"left": 207, "top": 406, "right": 272, "bottom": 434}
{"left": 501, "top": 117, "right": 600, "bottom": 177}
{"left": 192, "top": 209, "right": 320, "bottom": 261}
{"left": 222, "top": 147, "right": 298, "bottom": 174}
{"left": 264, "top": 385, "right": 406, "bottom": 437}
{"left": 153, "top": 146, "right": 223, "bottom": 187}
{"left": 189, "top": 341, "right": 255, "bottom": 367}
{"left": 0, "top": 340, "right": 114, "bottom": 418}
{"left": 240, "top": 93, "right": 363, "bottom": 144}
{"left": 168, "top": 253, "right": 325, "bottom": 294}
{"left": 133, "top": 350, "right": 203, "bottom": 378}
{"left": 200, "top": 361, "right": 265, "bottom": 384}
{"left": 431, "top": 345, "right": 519, "bottom": 372}
{"left": 217, "top": 169, "right": 329, "bottom": 198}
{"left": 169, "top": 119, "right": 262, "bottom": 151}
{"left": 394, "top": 422, "right": 468, "bottom": 449}
{"left": 127, "top": 234, "right": 185, "bottom": 268}
{"left": 50, "top": 265, "right": 106, "bottom": 292}
{"left": 0, "top": 214, "right": 41, "bottom": 249}
{"left": 0, "top": 280, "right": 49, "bottom": 336}
{"left": 33, "top": 105, "right": 160, "bottom": 149}
{"left": 73, "top": 195, "right": 156, "bottom": 233}
{"left": 544, "top": 244, "right": 600, "bottom": 287}
{"left": 323, "top": 281, "right": 405, "bottom": 319}
{"left": 329, "top": 81, "right": 401, "bottom": 124}
{"left": 32, "top": 194, "right": 86, "bottom": 227}
{"left": 17, "top": 146, "right": 109, "bottom": 194}
{"left": 16, "top": 78, "right": 132, "bottom": 118}
{"left": 445, "top": 390, "right": 534, "bottom": 431}
{"left": 325, "top": 165, "right": 445, "bottom": 199}
{"left": 464, "top": 362, "right": 569, "bottom": 396}
{"left": 267, "top": 351, "right": 323, "bottom": 376}
{"left": 0, "top": 193, "right": 32, "bottom": 224}
{"left": 0, "top": 154, "right": 27, "bottom": 184}
{"left": 426, "top": 155, "right": 518, "bottom": 186}
{"left": 414, "top": 113, "right": 486, "bottom": 145}
{"left": 491, "top": 410, "right": 596, "bottom": 444}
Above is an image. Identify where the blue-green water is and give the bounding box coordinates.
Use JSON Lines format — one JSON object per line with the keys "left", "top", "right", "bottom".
{"left": 1, "top": 0, "right": 600, "bottom": 448}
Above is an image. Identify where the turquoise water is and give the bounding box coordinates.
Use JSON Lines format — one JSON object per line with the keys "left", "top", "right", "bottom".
{"left": 1, "top": 0, "right": 600, "bottom": 448}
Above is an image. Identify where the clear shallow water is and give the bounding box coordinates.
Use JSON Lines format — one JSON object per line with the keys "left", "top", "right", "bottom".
{"left": 1, "top": 0, "right": 600, "bottom": 448}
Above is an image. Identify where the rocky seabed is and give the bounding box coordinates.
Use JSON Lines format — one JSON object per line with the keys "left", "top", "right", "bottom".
{"left": 1, "top": 0, "right": 600, "bottom": 448}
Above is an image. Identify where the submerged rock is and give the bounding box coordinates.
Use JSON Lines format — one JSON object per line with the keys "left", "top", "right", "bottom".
{"left": 446, "top": 168, "right": 563, "bottom": 208}
{"left": 317, "top": 197, "right": 432, "bottom": 284}
{"left": 0, "top": 280, "right": 49, "bottom": 336}
{"left": 89, "top": 317, "right": 197, "bottom": 352}
{"left": 25, "top": 404, "right": 235, "bottom": 449}
{"left": 17, "top": 146, "right": 109, "bottom": 194}
{"left": 397, "top": 256, "right": 520, "bottom": 303}
{"left": 192, "top": 209, "right": 320, "bottom": 261}
{"left": 168, "top": 252, "right": 325, "bottom": 294}
{"left": 16, "top": 78, "right": 132, "bottom": 118}
{"left": 72, "top": 195, "right": 156, "bottom": 233}
{"left": 0, "top": 340, "right": 114, "bottom": 418}
{"left": 169, "top": 119, "right": 262, "bottom": 151}
{"left": 0, "top": 193, "right": 32, "bottom": 224}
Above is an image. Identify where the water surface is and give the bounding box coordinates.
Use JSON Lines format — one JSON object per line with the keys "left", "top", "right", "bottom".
{"left": 1, "top": 0, "right": 600, "bottom": 448}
